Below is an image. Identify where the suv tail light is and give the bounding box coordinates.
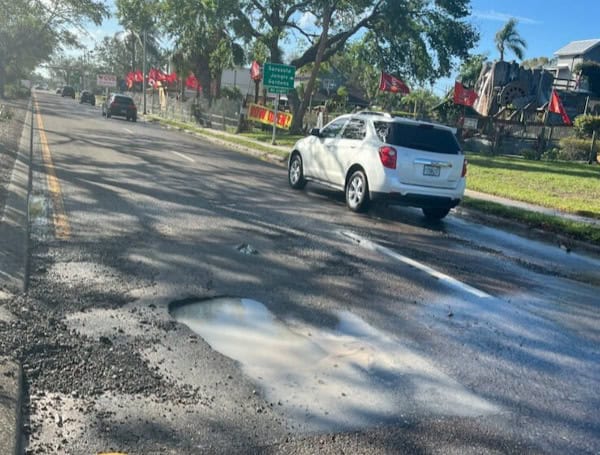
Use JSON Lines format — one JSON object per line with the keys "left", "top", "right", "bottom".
{"left": 379, "top": 146, "right": 397, "bottom": 169}
{"left": 461, "top": 159, "right": 468, "bottom": 177}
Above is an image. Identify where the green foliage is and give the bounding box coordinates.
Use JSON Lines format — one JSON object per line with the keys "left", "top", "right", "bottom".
{"left": 0, "top": 0, "right": 108, "bottom": 96}
{"left": 521, "top": 56, "right": 551, "bottom": 69}
{"left": 220, "top": 86, "right": 242, "bottom": 101}
{"left": 541, "top": 148, "right": 559, "bottom": 161}
{"left": 494, "top": 18, "right": 526, "bottom": 61}
{"left": 574, "top": 61, "right": 600, "bottom": 97}
{"left": 458, "top": 54, "right": 487, "bottom": 87}
{"left": 558, "top": 137, "right": 600, "bottom": 161}
{"left": 573, "top": 114, "right": 600, "bottom": 138}
{"left": 521, "top": 148, "right": 539, "bottom": 160}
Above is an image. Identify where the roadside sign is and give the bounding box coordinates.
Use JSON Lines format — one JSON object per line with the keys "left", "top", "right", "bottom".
{"left": 97, "top": 74, "right": 117, "bottom": 88}
{"left": 263, "top": 63, "right": 295, "bottom": 92}
{"left": 247, "top": 103, "right": 293, "bottom": 130}
{"left": 463, "top": 117, "right": 478, "bottom": 130}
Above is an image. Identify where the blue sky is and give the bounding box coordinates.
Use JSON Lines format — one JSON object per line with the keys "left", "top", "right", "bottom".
{"left": 76, "top": 0, "right": 599, "bottom": 95}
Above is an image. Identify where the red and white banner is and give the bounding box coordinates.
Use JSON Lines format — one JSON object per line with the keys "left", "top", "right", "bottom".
{"left": 250, "top": 61, "right": 261, "bottom": 81}
{"left": 378, "top": 72, "right": 410, "bottom": 94}
{"left": 453, "top": 81, "right": 478, "bottom": 107}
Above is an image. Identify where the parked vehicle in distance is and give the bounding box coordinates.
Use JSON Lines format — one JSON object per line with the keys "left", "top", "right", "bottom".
{"left": 56, "top": 88, "right": 62, "bottom": 94}
{"left": 288, "top": 112, "right": 467, "bottom": 220}
{"left": 61, "top": 86, "right": 75, "bottom": 99}
{"left": 80, "top": 90, "right": 95, "bottom": 106}
{"left": 102, "top": 94, "right": 137, "bottom": 122}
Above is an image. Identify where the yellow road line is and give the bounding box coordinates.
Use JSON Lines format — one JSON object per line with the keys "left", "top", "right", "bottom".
{"left": 33, "top": 96, "right": 71, "bottom": 240}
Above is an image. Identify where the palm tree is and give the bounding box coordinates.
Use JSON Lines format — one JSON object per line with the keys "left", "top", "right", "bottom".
{"left": 495, "top": 18, "right": 527, "bottom": 62}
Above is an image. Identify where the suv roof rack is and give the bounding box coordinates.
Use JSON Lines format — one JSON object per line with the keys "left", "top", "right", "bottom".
{"left": 355, "top": 110, "right": 392, "bottom": 118}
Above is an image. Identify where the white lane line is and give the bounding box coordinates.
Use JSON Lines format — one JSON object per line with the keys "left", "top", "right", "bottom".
{"left": 123, "top": 128, "right": 134, "bottom": 134}
{"left": 340, "top": 230, "right": 492, "bottom": 299}
{"left": 170, "top": 151, "right": 195, "bottom": 162}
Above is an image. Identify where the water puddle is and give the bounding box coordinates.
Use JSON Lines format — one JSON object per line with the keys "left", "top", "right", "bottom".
{"left": 170, "top": 297, "right": 499, "bottom": 432}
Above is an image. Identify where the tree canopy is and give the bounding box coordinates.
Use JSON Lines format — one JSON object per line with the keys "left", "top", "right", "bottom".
{"left": 0, "top": 0, "right": 109, "bottom": 97}
{"left": 494, "top": 18, "right": 526, "bottom": 62}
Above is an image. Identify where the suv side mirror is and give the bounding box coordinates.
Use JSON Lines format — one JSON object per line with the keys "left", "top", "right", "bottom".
{"left": 310, "top": 128, "right": 321, "bottom": 137}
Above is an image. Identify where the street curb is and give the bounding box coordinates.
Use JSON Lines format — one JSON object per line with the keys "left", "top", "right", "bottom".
{"left": 0, "top": 357, "right": 23, "bottom": 455}
{"left": 0, "top": 98, "right": 32, "bottom": 293}
{"left": 0, "top": 99, "right": 31, "bottom": 455}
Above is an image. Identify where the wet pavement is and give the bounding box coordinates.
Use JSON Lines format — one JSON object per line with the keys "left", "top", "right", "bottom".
{"left": 1, "top": 91, "right": 599, "bottom": 454}
{"left": 170, "top": 297, "right": 499, "bottom": 432}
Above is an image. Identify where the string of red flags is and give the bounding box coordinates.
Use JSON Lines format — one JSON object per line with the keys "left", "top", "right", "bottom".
{"left": 125, "top": 69, "right": 197, "bottom": 90}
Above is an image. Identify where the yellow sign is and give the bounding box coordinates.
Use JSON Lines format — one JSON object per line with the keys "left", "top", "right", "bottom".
{"left": 247, "top": 103, "right": 293, "bottom": 130}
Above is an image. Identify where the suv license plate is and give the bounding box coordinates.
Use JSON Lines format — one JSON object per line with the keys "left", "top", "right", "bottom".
{"left": 423, "top": 165, "right": 440, "bottom": 177}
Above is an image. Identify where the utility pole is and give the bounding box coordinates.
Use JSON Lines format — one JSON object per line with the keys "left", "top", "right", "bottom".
{"left": 142, "top": 30, "right": 147, "bottom": 114}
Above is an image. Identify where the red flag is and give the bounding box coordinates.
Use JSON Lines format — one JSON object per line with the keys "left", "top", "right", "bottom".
{"left": 250, "top": 61, "right": 261, "bottom": 81}
{"left": 548, "top": 89, "right": 572, "bottom": 125}
{"left": 379, "top": 72, "right": 410, "bottom": 94}
{"left": 185, "top": 72, "right": 200, "bottom": 90}
{"left": 134, "top": 70, "right": 143, "bottom": 82}
{"left": 453, "top": 81, "right": 478, "bottom": 107}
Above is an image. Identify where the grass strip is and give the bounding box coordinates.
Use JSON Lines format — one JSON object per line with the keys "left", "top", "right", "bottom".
{"left": 466, "top": 153, "right": 600, "bottom": 219}
{"left": 146, "top": 115, "right": 289, "bottom": 158}
{"left": 462, "top": 196, "right": 600, "bottom": 246}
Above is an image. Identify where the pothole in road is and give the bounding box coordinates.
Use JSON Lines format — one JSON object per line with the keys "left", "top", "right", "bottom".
{"left": 169, "top": 297, "right": 499, "bottom": 432}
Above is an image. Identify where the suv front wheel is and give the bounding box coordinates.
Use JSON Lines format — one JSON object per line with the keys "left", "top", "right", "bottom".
{"left": 288, "top": 153, "right": 307, "bottom": 189}
{"left": 346, "top": 170, "right": 369, "bottom": 212}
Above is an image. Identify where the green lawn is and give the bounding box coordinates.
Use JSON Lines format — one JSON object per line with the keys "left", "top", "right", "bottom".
{"left": 240, "top": 130, "right": 305, "bottom": 147}
{"left": 466, "top": 153, "right": 600, "bottom": 219}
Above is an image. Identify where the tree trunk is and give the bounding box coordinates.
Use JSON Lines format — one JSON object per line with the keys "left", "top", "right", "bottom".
{"left": 0, "top": 63, "right": 6, "bottom": 99}
{"left": 196, "top": 59, "right": 212, "bottom": 107}
{"left": 290, "top": 5, "right": 333, "bottom": 133}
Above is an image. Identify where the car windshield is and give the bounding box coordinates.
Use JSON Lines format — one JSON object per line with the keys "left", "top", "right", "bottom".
{"left": 374, "top": 122, "right": 461, "bottom": 154}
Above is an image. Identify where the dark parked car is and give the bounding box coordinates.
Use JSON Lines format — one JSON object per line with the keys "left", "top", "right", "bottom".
{"left": 61, "top": 86, "right": 75, "bottom": 99}
{"left": 80, "top": 90, "right": 95, "bottom": 106}
{"left": 102, "top": 94, "right": 137, "bottom": 121}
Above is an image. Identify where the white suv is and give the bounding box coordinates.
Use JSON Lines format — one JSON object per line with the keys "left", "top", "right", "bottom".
{"left": 288, "top": 112, "right": 467, "bottom": 220}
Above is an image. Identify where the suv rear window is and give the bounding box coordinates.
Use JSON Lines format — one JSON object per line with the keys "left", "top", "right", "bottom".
{"left": 114, "top": 96, "right": 134, "bottom": 105}
{"left": 374, "top": 122, "right": 461, "bottom": 154}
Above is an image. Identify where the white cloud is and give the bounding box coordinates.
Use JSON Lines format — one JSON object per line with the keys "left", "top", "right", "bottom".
{"left": 298, "top": 12, "right": 316, "bottom": 29}
{"left": 471, "top": 10, "right": 541, "bottom": 25}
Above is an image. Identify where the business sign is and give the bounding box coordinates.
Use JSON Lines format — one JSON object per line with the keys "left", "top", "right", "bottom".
{"left": 247, "top": 103, "right": 293, "bottom": 130}
{"left": 97, "top": 74, "right": 117, "bottom": 88}
{"left": 463, "top": 117, "right": 478, "bottom": 130}
{"left": 263, "top": 63, "right": 295, "bottom": 94}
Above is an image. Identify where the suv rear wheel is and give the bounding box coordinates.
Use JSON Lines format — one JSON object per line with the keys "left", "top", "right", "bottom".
{"left": 422, "top": 207, "right": 451, "bottom": 220}
{"left": 346, "top": 170, "right": 369, "bottom": 212}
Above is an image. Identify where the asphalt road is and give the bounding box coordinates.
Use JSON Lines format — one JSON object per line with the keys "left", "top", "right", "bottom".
{"left": 14, "top": 91, "right": 600, "bottom": 454}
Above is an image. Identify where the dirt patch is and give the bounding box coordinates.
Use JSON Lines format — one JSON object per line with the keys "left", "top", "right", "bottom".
{"left": 0, "top": 98, "right": 28, "bottom": 214}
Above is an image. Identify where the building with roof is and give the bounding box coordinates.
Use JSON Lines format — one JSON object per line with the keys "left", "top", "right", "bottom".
{"left": 553, "top": 39, "right": 600, "bottom": 81}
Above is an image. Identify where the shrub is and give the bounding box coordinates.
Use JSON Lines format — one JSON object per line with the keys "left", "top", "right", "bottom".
{"left": 541, "top": 147, "right": 559, "bottom": 161}
{"left": 558, "top": 137, "right": 600, "bottom": 161}
{"left": 3, "top": 84, "right": 31, "bottom": 99}
{"left": 573, "top": 114, "right": 600, "bottom": 138}
{"left": 521, "top": 148, "right": 539, "bottom": 160}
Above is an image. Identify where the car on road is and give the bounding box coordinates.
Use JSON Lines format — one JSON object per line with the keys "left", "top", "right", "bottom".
{"left": 288, "top": 112, "right": 467, "bottom": 220}
{"left": 102, "top": 94, "right": 137, "bottom": 122}
{"left": 79, "top": 90, "right": 96, "bottom": 106}
{"left": 61, "top": 86, "right": 75, "bottom": 99}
